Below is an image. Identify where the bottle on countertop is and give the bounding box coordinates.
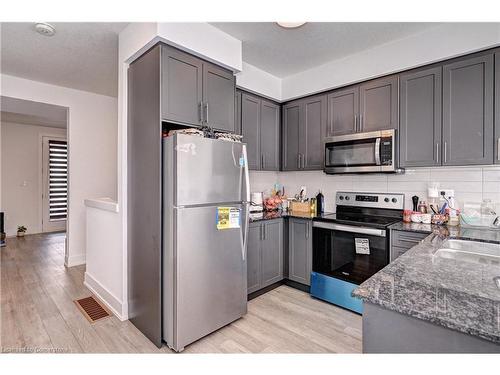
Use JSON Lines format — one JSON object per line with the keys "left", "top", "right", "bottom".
{"left": 316, "top": 190, "right": 324, "bottom": 215}
{"left": 310, "top": 198, "right": 317, "bottom": 216}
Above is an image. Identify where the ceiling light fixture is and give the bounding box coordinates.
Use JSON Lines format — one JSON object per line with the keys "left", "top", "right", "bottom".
{"left": 276, "top": 22, "right": 306, "bottom": 29}
{"left": 34, "top": 23, "right": 56, "bottom": 37}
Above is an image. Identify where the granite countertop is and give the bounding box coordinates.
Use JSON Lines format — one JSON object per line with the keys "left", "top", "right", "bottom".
{"left": 249, "top": 210, "right": 333, "bottom": 223}
{"left": 353, "top": 224, "right": 500, "bottom": 344}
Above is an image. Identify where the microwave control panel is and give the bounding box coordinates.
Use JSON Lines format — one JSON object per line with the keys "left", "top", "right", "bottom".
{"left": 380, "top": 137, "right": 393, "bottom": 166}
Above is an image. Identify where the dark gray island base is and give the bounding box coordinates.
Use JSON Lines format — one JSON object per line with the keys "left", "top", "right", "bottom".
{"left": 353, "top": 224, "right": 500, "bottom": 353}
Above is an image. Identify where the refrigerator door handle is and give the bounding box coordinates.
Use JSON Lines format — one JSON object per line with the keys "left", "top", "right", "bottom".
{"left": 241, "top": 144, "right": 250, "bottom": 261}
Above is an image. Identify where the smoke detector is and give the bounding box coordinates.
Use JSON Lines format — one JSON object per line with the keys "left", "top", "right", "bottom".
{"left": 276, "top": 22, "right": 306, "bottom": 29}
{"left": 34, "top": 23, "right": 56, "bottom": 37}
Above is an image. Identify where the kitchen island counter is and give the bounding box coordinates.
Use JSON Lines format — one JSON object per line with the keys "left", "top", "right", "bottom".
{"left": 353, "top": 225, "right": 500, "bottom": 348}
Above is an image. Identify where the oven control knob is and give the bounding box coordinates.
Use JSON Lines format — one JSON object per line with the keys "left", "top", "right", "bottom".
{"left": 339, "top": 196, "right": 344, "bottom": 200}
{"left": 392, "top": 198, "right": 397, "bottom": 203}
{"left": 345, "top": 196, "right": 350, "bottom": 201}
{"left": 384, "top": 197, "right": 389, "bottom": 203}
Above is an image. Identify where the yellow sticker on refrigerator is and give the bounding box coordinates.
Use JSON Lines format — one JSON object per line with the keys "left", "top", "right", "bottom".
{"left": 216, "top": 207, "right": 241, "bottom": 230}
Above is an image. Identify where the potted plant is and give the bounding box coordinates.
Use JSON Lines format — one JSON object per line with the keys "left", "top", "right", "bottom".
{"left": 17, "top": 225, "right": 27, "bottom": 237}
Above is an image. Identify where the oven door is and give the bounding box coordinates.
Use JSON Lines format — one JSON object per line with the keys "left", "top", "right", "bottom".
{"left": 312, "top": 221, "right": 389, "bottom": 285}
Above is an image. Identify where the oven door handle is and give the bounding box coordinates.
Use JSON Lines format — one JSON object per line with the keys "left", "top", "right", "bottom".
{"left": 374, "top": 137, "right": 381, "bottom": 166}
{"left": 312, "top": 221, "right": 386, "bottom": 237}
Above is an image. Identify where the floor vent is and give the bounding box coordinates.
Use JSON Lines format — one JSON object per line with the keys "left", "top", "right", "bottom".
{"left": 74, "top": 296, "right": 110, "bottom": 323}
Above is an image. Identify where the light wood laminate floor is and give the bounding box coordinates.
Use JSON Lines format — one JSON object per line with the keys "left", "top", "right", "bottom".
{"left": 1, "top": 232, "right": 362, "bottom": 353}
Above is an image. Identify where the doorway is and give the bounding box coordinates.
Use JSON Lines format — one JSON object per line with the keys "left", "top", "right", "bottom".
{"left": 1, "top": 96, "right": 69, "bottom": 250}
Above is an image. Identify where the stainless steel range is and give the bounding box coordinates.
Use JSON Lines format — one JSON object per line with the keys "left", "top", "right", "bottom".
{"left": 310, "top": 192, "right": 404, "bottom": 314}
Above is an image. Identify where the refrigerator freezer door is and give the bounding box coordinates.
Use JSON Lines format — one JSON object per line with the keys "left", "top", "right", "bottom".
{"left": 173, "top": 134, "right": 245, "bottom": 206}
{"left": 165, "top": 204, "right": 247, "bottom": 351}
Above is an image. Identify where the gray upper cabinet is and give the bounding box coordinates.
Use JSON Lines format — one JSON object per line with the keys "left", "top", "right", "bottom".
{"left": 260, "top": 99, "right": 280, "bottom": 171}
{"left": 247, "top": 222, "right": 262, "bottom": 294}
{"left": 161, "top": 45, "right": 235, "bottom": 131}
{"left": 261, "top": 220, "right": 284, "bottom": 287}
{"left": 235, "top": 91, "right": 242, "bottom": 135}
{"left": 327, "top": 86, "right": 359, "bottom": 136}
{"left": 301, "top": 95, "right": 327, "bottom": 170}
{"left": 161, "top": 46, "right": 203, "bottom": 126}
{"left": 241, "top": 93, "right": 261, "bottom": 170}
{"left": 282, "top": 102, "right": 301, "bottom": 171}
{"left": 240, "top": 91, "right": 280, "bottom": 171}
{"left": 442, "top": 53, "right": 494, "bottom": 166}
{"left": 288, "top": 218, "right": 312, "bottom": 286}
{"left": 400, "top": 66, "right": 442, "bottom": 167}
{"left": 282, "top": 95, "right": 326, "bottom": 171}
{"left": 495, "top": 51, "right": 500, "bottom": 164}
{"left": 247, "top": 219, "right": 284, "bottom": 294}
{"left": 359, "top": 75, "right": 399, "bottom": 132}
{"left": 203, "top": 62, "right": 235, "bottom": 132}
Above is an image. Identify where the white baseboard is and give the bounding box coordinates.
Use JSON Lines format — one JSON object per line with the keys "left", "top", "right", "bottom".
{"left": 65, "top": 253, "right": 86, "bottom": 267}
{"left": 84, "top": 272, "right": 127, "bottom": 321}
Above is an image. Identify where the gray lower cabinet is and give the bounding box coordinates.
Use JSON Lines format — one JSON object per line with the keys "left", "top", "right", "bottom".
{"left": 282, "top": 95, "right": 327, "bottom": 171}
{"left": 442, "top": 53, "right": 494, "bottom": 165}
{"left": 359, "top": 75, "right": 399, "bottom": 132}
{"left": 327, "top": 86, "right": 359, "bottom": 136}
{"left": 247, "top": 219, "right": 284, "bottom": 294}
{"left": 288, "top": 218, "right": 312, "bottom": 286}
{"left": 240, "top": 91, "right": 280, "bottom": 171}
{"left": 495, "top": 51, "right": 500, "bottom": 163}
{"left": 161, "top": 44, "right": 235, "bottom": 131}
{"left": 390, "top": 230, "right": 428, "bottom": 262}
{"left": 399, "top": 66, "right": 442, "bottom": 167}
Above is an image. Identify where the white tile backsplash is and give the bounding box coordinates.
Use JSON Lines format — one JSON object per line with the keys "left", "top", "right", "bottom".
{"left": 249, "top": 165, "right": 500, "bottom": 212}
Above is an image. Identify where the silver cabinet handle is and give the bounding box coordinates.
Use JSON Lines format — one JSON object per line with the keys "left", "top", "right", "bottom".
{"left": 497, "top": 138, "right": 500, "bottom": 161}
{"left": 205, "top": 102, "right": 209, "bottom": 124}
{"left": 297, "top": 153, "right": 300, "bottom": 169}
{"left": 199, "top": 102, "right": 203, "bottom": 123}
{"left": 444, "top": 141, "right": 447, "bottom": 164}
{"left": 359, "top": 114, "right": 363, "bottom": 132}
{"left": 354, "top": 115, "right": 358, "bottom": 132}
{"left": 436, "top": 143, "right": 439, "bottom": 164}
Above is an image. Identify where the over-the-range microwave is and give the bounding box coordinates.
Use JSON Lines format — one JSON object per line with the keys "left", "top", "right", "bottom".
{"left": 324, "top": 129, "right": 403, "bottom": 174}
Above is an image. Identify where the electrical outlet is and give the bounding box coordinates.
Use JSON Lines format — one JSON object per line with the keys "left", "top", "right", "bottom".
{"left": 439, "top": 189, "right": 455, "bottom": 198}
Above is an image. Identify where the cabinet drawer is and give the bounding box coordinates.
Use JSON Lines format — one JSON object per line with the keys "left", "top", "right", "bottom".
{"left": 390, "top": 245, "right": 410, "bottom": 262}
{"left": 391, "top": 230, "right": 428, "bottom": 249}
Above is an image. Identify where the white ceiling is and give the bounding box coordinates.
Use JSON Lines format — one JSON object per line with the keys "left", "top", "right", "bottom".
{"left": 1, "top": 22, "right": 127, "bottom": 97}
{"left": 210, "top": 22, "right": 441, "bottom": 77}
{"left": 1, "top": 96, "right": 68, "bottom": 128}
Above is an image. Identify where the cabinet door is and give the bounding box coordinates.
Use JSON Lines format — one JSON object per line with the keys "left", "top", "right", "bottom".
{"left": 327, "top": 86, "right": 359, "bottom": 136}
{"left": 495, "top": 51, "right": 500, "bottom": 164}
{"left": 241, "top": 93, "right": 261, "bottom": 170}
{"left": 161, "top": 46, "right": 203, "bottom": 126}
{"left": 203, "top": 62, "right": 235, "bottom": 132}
{"left": 359, "top": 75, "right": 398, "bottom": 132}
{"left": 282, "top": 102, "right": 301, "bottom": 171}
{"left": 260, "top": 99, "right": 280, "bottom": 171}
{"left": 301, "top": 95, "right": 327, "bottom": 170}
{"left": 235, "top": 90, "right": 242, "bottom": 135}
{"left": 261, "top": 220, "right": 283, "bottom": 288}
{"left": 400, "top": 67, "right": 442, "bottom": 167}
{"left": 288, "top": 219, "right": 312, "bottom": 286}
{"left": 443, "top": 53, "right": 494, "bottom": 165}
{"left": 247, "top": 222, "right": 262, "bottom": 294}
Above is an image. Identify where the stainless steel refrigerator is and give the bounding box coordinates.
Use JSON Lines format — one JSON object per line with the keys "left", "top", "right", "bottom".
{"left": 162, "top": 133, "right": 250, "bottom": 352}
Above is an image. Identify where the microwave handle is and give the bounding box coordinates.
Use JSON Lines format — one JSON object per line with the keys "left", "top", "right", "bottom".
{"left": 374, "top": 138, "right": 381, "bottom": 166}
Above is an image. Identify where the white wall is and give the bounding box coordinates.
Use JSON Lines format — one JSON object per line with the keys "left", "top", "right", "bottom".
{"left": 282, "top": 23, "right": 500, "bottom": 100}
{"left": 1, "top": 122, "right": 66, "bottom": 236}
{"left": 236, "top": 62, "right": 282, "bottom": 100}
{"left": 249, "top": 166, "right": 500, "bottom": 213}
{"left": 0, "top": 74, "right": 118, "bottom": 266}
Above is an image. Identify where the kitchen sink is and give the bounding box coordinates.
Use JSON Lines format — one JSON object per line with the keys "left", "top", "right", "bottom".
{"left": 434, "top": 239, "right": 500, "bottom": 265}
